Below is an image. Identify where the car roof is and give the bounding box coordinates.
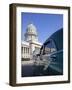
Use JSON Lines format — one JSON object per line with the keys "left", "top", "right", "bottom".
{"left": 44, "top": 28, "right": 63, "bottom": 51}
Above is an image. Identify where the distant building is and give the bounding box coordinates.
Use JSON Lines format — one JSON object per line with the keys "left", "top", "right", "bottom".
{"left": 21, "top": 23, "right": 42, "bottom": 60}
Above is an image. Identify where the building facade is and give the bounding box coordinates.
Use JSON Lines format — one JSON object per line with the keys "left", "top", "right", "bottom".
{"left": 21, "top": 23, "right": 42, "bottom": 60}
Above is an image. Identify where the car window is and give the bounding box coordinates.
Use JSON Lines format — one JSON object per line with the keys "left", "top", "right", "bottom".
{"left": 44, "top": 40, "right": 57, "bottom": 54}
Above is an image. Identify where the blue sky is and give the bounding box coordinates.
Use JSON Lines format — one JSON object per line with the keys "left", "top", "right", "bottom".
{"left": 21, "top": 12, "right": 63, "bottom": 44}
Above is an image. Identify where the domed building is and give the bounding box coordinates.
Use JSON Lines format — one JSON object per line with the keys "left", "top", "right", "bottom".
{"left": 21, "top": 23, "right": 42, "bottom": 61}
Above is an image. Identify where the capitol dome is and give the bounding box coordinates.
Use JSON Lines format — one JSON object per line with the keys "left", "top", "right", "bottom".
{"left": 24, "top": 23, "right": 38, "bottom": 42}
{"left": 26, "top": 23, "right": 37, "bottom": 35}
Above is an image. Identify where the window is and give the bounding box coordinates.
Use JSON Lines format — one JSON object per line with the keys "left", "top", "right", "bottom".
{"left": 44, "top": 40, "right": 56, "bottom": 54}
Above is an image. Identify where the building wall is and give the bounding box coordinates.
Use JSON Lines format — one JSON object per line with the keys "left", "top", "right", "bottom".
{"left": 21, "top": 41, "right": 42, "bottom": 60}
